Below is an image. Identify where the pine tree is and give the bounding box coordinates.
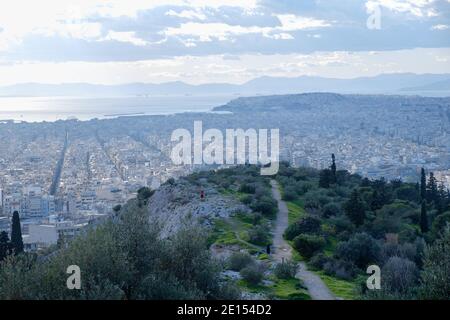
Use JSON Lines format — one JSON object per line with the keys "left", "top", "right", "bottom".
{"left": 330, "top": 153, "right": 337, "bottom": 184}
{"left": 420, "top": 201, "right": 429, "bottom": 233}
{"left": 420, "top": 168, "right": 427, "bottom": 201}
{"left": 11, "top": 211, "right": 24, "bottom": 254}
{"left": 344, "top": 189, "right": 366, "bottom": 226}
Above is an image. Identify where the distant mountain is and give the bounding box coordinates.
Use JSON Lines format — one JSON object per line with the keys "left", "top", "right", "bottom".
{"left": 0, "top": 73, "right": 449, "bottom": 97}
{"left": 401, "top": 78, "right": 450, "bottom": 92}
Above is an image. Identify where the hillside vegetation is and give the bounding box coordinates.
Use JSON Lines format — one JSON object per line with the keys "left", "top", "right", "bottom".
{"left": 275, "top": 160, "right": 450, "bottom": 299}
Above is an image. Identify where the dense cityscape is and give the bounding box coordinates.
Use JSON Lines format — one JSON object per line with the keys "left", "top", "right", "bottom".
{"left": 0, "top": 93, "right": 449, "bottom": 253}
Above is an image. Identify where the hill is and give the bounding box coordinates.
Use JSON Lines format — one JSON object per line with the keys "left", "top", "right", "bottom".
{"left": 213, "top": 92, "right": 450, "bottom": 112}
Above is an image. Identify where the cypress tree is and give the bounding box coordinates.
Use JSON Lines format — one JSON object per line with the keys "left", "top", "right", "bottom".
{"left": 330, "top": 154, "right": 337, "bottom": 184}
{"left": 420, "top": 168, "right": 427, "bottom": 201}
{"left": 11, "top": 211, "right": 24, "bottom": 254}
{"left": 420, "top": 201, "right": 429, "bottom": 233}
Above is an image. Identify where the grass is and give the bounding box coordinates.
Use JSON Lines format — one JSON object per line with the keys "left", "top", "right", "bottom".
{"left": 238, "top": 277, "right": 311, "bottom": 300}
{"left": 287, "top": 201, "right": 306, "bottom": 224}
{"left": 316, "top": 271, "right": 359, "bottom": 300}
{"left": 270, "top": 277, "right": 311, "bottom": 300}
{"left": 209, "top": 219, "right": 240, "bottom": 246}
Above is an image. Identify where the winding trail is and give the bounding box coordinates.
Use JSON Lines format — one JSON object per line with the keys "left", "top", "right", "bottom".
{"left": 270, "top": 180, "right": 336, "bottom": 300}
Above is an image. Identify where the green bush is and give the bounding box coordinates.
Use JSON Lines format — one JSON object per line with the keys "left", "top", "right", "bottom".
{"left": 432, "top": 212, "right": 450, "bottom": 236}
{"left": 282, "top": 187, "right": 298, "bottom": 201}
{"left": 251, "top": 196, "right": 277, "bottom": 217}
{"left": 228, "top": 252, "right": 254, "bottom": 271}
{"left": 322, "top": 202, "right": 341, "bottom": 217}
{"left": 248, "top": 225, "right": 270, "bottom": 246}
{"left": 284, "top": 216, "right": 322, "bottom": 241}
{"left": 239, "top": 183, "right": 256, "bottom": 194}
{"left": 274, "top": 260, "right": 298, "bottom": 279}
{"left": 240, "top": 263, "right": 265, "bottom": 286}
{"left": 293, "top": 234, "right": 326, "bottom": 258}
{"left": 336, "top": 232, "right": 381, "bottom": 269}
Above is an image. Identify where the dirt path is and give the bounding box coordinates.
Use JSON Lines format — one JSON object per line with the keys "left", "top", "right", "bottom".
{"left": 270, "top": 180, "right": 336, "bottom": 300}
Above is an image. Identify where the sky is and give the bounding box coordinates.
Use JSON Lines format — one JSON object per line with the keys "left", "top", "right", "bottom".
{"left": 0, "top": 0, "right": 449, "bottom": 85}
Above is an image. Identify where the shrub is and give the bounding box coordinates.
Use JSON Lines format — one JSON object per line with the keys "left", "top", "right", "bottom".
{"left": 432, "top": 212, "right": 450, "bottom": 236}
{"left": 240, "top": 263, "right": 265, "bottom": 286}
{"left": 419, "top": 227, "right": 450, "bottom": 299}
{"left": 284, "top": 216, "right": 322, "bottom": 241}
{"left": 293, "top": 234, "right": 326, "bottom": 258}
{"left": 228, "top": 252, "right": 254, "bottom": 271}
{"left": 248, "top": 225, "right": 270, "bottom": 246}
{"left": 336, "top": 232, "right": 381, "bottom": 269}
{"left": 240, "top": 194, "right": 253, "bottom": 205}
{"left": 322, "top": 203, "right": 341, "bottom": 218}
{"left": 274, "top": 260, "right": 297, "bottom": 279}
{"left": 239, "top": 183, "right": 256, "bottom": 194}
{"left": 251, "top": 196, "right": 277, "bottom": 217}
{"left": 294, "top": 181, "right": 314, "bottom": 196}
{"left": 382, "top": 257, "right": 419, "bottom": 295}
{"left": 309, "top": 253, "right": 331, "bottom": 270}
{"left": 283, "top": 187, "right": 298, "bottom": 201}
{"left": 323, "top": 258, "right": 357, "bottom": 280}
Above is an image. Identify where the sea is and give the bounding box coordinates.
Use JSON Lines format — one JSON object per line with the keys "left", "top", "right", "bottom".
{"left": 0, "top": 95, "right": 235, "bottom": 123}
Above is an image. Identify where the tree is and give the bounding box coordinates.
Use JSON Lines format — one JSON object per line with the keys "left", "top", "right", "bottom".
{"left": 0, "top": 231, "right": 12, "bottom": 261}
{"left": 419, "top": 227, "right": 450, "bottom": 300}
{"left": 336, "top": 232, "right": 381, "bottom": 269}
{"left": 370, "top": 189, "right": 383, "bottom": 211}
{"left": 293, "top": 234, "right": 325, "bottom": 258}
{"left": 427, "top": 172, "right": 438, "bottom": 204}
{"left": 11, "top": 211, "right": 24, "bottom": 255}
{"left": 330, "top": 154, "right": 337, "bottom": 184}
{"left": 420, "top": 168, "right": 427, "bottom": 201}
{"left": 319, "top": 169, "right": 332, "bottom": 188}
{"left": 284, "top": 215, "right": 321, "bottom": 240}
{"left": 420, "top": 201, "right": 429, "bottom": 233}
{"left": 344, "top": 189, "right": 366, "bottom": 226}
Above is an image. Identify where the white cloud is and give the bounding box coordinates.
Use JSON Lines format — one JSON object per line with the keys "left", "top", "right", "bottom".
{"left": 275, "top": 14, "right": 331, "bottom": 31}
{"left": 162, "top": 14, "right": 330, "bottom": 45}
{"left": 165, "top": 9, "right": 207, "bottom": 20}
{"left": 0, "top": 0, "right": 259, "bottom": 51}
{"left": 366, "top": 0, "right": 439, "bottom": 18}
{"left": 431, "top": 24, "right": 450, "bottom": 30}
{"left": 102, "top": 31, "right": 147, "bottom": 46}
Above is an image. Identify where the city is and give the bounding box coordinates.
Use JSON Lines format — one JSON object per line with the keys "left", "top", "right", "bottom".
{"left": 1, "top": 93, "right": 449, "bottom": 252}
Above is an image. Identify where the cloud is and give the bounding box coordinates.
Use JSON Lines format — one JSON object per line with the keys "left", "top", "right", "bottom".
{"left": 165, "top": 9, "right": 207, "bottom": 20}
{"left": 275, "top": 14, "right": 331, "bottom": 31}
{"left": 431, "top": 24, "right": 450, "bottom": 30}
{"left": 365, "top": 0, "right": 440, "bottom": 18}
{"left": 161, "top": 13, "right": 330, "bottom": 45}
{"left": 0, "top": 0, "right": 450, "bottom": 72}
{"left": 102, "top": 31, "right": 148, "bottom": 46}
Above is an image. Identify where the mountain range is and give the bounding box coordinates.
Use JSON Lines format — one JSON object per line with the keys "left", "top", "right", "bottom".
{"left": 0, "top": 73, "right": 449, "bottom": 97}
